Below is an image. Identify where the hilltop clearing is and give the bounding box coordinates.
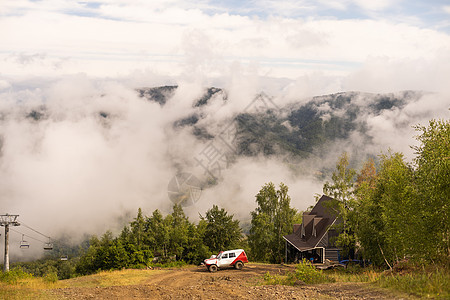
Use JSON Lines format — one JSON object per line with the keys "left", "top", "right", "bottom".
{"left": 33, "top": 264, "right": 413, "bottom": 299}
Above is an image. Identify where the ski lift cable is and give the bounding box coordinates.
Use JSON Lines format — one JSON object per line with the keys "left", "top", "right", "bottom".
{"left": 10, "top": 227, "right": 47, "bottom": 244}
{"left": 18, "top": 221, "right": 54, "bottom": 251}
{"left": 17, "top": 220, "right": 51, "bottom": 240}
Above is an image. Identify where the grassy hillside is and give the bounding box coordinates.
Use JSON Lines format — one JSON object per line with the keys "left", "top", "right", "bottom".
{"left": 0, "top": 268, "right": 165, "bottom": 299}
{"left": 2, "top": 263, "right": 448, "bottom": 299}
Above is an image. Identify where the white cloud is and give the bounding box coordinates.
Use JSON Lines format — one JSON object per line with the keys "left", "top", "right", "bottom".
{"left": 0, "top": 79, "right": 11, "bottom": 90}
{"left": 247, "top": 0, "right": 316, "bottom": 17}
{"left": 2, "top": 5, "right": 450, "bottom": 82}
{"left": 318, "top": 0, "right": 350, "bottom": 11}
{"left": 352, "top": 0, "right": 398, "bottom": 12}
{"left": 363, "top": 92, "right": 449, "bottom": 160}
{"left": 444, "top": 6, "right": 450, "bottom": 14}
{"left": 344, "top": 50, "right": 450, "bottom": 94}
{"left": 0, "top": 77, "right": 178, "bottom": 239}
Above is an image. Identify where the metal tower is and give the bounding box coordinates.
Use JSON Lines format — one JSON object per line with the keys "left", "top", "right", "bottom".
{"left": 0, "top": 214, "right": 20, "bottom": 272}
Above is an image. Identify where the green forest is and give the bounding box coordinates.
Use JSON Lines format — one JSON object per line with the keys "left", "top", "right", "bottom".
{"left": 5, "top": 119, "right": 449, "bottom": 282}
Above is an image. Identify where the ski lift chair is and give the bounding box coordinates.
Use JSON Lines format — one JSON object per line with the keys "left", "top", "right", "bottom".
{"left": 20, "top": 235, "right": 30, "bottom": 249}
{"left": 43, "top": 238, "right": 53, "bottom": 250}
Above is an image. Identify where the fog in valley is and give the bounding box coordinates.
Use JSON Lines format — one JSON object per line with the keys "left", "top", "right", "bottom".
{"left": 0, "top": 0, "right": 449, "bottom": 260}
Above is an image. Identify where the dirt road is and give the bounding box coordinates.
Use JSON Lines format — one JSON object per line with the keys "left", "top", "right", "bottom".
{"left": 51, "top": 264, "right": 412, "bottom": 299}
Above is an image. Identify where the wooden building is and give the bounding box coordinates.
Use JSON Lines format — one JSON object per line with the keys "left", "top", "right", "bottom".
{"left": 283, "top": 195, "right": 342, "bottom": 263}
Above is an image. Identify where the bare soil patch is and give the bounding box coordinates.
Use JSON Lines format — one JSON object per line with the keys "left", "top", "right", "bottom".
{"left": 49, "top": 264, "right": 414, "bottom": 299}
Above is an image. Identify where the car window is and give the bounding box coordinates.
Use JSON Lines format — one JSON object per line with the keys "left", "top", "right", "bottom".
{"left": 222, "top": 253, "right": 228, "bottom": 258}
{"left": 229, "top": 252, "right": 236, "bottom": 258}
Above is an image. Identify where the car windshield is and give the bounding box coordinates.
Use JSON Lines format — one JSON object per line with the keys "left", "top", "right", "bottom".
{"left": 217, "top": 252, "right": 223, "bottom": 259}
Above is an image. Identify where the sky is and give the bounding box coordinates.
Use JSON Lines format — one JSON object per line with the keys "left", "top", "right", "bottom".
{"left": 0, "top": 1, "right": 449, "bottom": 256}
{"left": 1, "top": 0, "right": 450, "bottom": 87}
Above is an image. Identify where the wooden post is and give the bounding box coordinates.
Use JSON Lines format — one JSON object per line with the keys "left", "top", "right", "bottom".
{"left": 285, "top": 241, "right": 288, "bottom": 264}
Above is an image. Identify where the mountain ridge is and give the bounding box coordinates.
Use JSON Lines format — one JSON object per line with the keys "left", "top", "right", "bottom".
{"left": 137, "top": 86, "right": 424, "bottom": 162}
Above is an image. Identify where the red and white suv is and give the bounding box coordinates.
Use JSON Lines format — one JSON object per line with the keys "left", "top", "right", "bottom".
{"left": 203, "top": 249, "right": 249, "bottom": 272}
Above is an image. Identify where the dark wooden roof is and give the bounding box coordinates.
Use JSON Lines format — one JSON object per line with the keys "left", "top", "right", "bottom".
{"left": 283, "top": 195, "right": 339, "bottom": 251}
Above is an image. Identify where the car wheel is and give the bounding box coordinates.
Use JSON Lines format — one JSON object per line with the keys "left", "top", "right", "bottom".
{"left": 234, "top": 261, "right": 243, "bottom": 270}
{"left": 209, "top": 265, "right": 218, "bottom": 272}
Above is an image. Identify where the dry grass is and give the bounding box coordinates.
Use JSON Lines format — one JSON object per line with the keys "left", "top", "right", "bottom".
{"left": 328, "top": 268, "right": 380, "bottom": 283}
{"left": 376, "top": 269, "right": 450, "bottom": 299}
{"left": 59, "top": 268, "right": 166, "bottom": 288}
{"left": 326, "top": 265, "right": 450, "bottom": 299}
{"left": 0, "top": 268, "right": 167, "bottom": 299}
{"left": 0, "top": 277, "right": 59, "bottom": 300}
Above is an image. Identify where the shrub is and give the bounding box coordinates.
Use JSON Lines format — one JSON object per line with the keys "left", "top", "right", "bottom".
{"left": 293, "top": 260, "right": 335, "bottom": 284}
{"left": 0, "top": 267, "right": 33, "bottom": 284}
{"left": 43, "top": 271, "right": 58, "bottom": 283}
{"left": 264, "top": 270, "right": 280, "bottom": 285}
{"left": 264, "top": 260, "right": 335, "bottom": 285}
